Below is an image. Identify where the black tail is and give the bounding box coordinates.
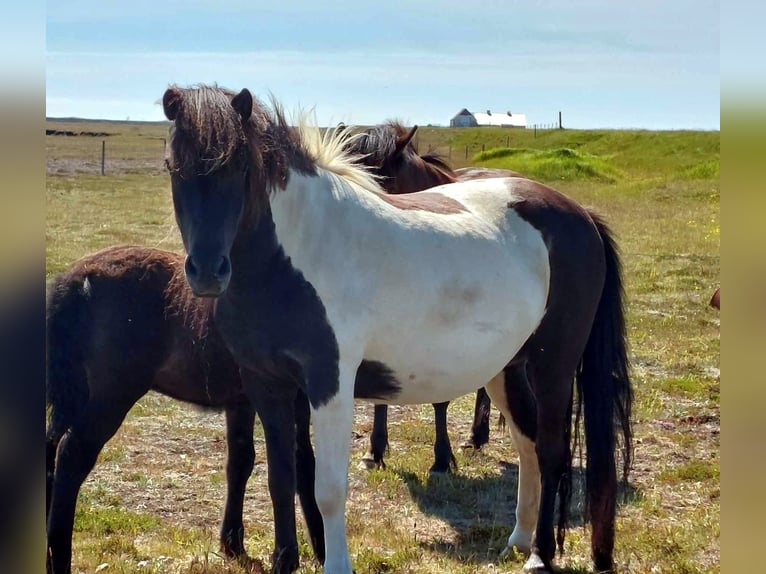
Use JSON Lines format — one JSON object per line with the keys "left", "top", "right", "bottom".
{"left": 574, "top": 213, "right": 634, "bottom": 570}
{"left": 46, "top": 275, "right": 90, "bottom": 509}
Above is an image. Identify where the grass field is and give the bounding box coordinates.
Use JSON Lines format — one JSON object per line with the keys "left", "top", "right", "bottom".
{"left": 46, "top": 118, "right": 719, "bottom": 573}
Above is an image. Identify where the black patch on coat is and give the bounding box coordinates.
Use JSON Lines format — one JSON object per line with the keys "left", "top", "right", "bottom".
{"left": 354, "top": 360, "right": 402, "bottom": 400}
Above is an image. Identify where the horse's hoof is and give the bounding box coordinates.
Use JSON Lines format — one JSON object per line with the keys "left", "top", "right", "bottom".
{"left": 220, "top": 540, "right": 247, "bottom": 559}
{"left": 459, "top": 441, "right": 483, "bottom": 454}
{"left": 522, "top": 553, "right": 551, "bottom": 573}
{"left": 428, "top": 469, "right": 452, "bottom": 478}
{"left": 359, "top": 455, "right": 381, "bottom": 470}
{"left": 499, "top": 542, "right": 532, "bottom": 563}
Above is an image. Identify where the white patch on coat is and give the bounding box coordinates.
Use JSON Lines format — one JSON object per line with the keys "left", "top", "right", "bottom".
{"left": 271, "top": 173, "right": 549, "bottom": 405}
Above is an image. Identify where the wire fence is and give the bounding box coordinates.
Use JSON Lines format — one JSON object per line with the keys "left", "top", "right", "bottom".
{"left": 46, "top": 135, "right": 168, "bottom": 175}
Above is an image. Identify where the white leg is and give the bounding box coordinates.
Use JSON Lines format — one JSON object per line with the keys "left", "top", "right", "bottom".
{"left": 505, "top": 417, "right": 540, "bottom": 555}
{"left": 484, "top": 372, "right": 540, "bottom": 557}
{"left": 311, "top": 362, "right": 356, "bottom": 574}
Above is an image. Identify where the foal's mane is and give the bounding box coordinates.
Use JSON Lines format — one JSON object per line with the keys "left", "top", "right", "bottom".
{"left": 165, "top": 84, "right": 380, "bottom": 224}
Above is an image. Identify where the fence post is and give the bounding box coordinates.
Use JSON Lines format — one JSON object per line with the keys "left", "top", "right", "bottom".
{"left": 481, "top": 143, "right": 485, "bottom": 152}
{"left": 101, "top": 140, "right": 105, "bottom": 175}
{"left": 448, "top": 145, "right": 452, "bottom": 160}
{"left": 559, "top": 111, "right": 563, "bottom": 129}
{"left": 465, "top": 145, "right": 469, "bottom": 160}
{"left": 506, "top": 135, "right": 510, "bottom": 147}
{"left": 534, "top": 125, "right": 537, "bottom": 138}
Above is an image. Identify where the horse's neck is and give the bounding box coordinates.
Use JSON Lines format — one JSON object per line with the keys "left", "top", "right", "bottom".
{"left": 270, "top": 169, "right": 353, "bottom": 257}
{"left": 226, "top": 211, "right": 284, "bottom": 294}
{"left": 430, "top": 166, "right": 457, "bottom": 187}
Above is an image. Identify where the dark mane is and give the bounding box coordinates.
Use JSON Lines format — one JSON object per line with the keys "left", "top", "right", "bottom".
{"left": 420, "top": 151, "right": 457, "bottom": 180}
{"left": 344, "top": 120, "right": 404, "bottom": 171}
{"left": 344, "top": 121, "right": 457, "bottom": 193}
{"left": 164, "top": 84, "right": 316, "bottom": 225}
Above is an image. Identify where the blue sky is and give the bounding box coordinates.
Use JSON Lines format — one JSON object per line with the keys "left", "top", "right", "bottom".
{"left": 46, "top": 1, "right": 720, "bottom": 129}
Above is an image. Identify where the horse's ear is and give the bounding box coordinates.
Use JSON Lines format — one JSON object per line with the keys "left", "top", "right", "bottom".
{"left": 162, "top": 87, "right": 183, "bottom": 121}
{"left": 395, "top": 125, "right": 418, "bottom": 155}
{"left": 232, "top": 89, "right": 253, "bottom": 121}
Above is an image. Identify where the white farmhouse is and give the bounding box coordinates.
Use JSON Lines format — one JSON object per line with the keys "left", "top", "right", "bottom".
{"left": 450, "top": 108, "right": 527, "bottom": 128}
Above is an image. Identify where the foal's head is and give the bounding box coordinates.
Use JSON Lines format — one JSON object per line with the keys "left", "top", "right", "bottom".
{"left": 162, "top": 84, "right": 312, "bottom": 297}
{"left": 347, "top": 122, "right": 456, "bottom": 195}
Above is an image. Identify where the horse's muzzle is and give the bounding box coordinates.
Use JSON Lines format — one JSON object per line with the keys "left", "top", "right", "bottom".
{"left": 184, "top": 254, "right": 231, "bottom": 297}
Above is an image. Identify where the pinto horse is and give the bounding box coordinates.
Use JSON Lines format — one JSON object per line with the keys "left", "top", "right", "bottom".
{"left": 348, "top": 122, "right": 525, "bottom": 472}
{"left": 162, "top": 85, "right": 633, "bottom": 574}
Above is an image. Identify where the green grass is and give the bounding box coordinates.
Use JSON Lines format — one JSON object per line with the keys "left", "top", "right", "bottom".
{"left": 74, "top": 506, "right": 162, "bottom": 536}
{"left": 471, "top": 146, "right": 621, "bottom": 182}
{"left": 47, "top": 120, "right": 719, "bottom": 573}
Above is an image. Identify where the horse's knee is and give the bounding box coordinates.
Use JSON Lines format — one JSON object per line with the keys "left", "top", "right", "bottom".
{"left": 315, "top": 475, "right": 345, "bottom": 518}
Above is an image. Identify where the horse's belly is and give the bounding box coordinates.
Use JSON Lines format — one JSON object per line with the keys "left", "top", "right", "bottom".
{"left": 364, "top": 313, "right": 534, "bottom": 405}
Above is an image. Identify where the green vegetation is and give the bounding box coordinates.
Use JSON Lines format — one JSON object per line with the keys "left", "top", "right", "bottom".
{"left": 472, "top": 147, "right": 621, "bottom": 182}
{"left": 47, "top": 120, "right": 719, "bottom": 573}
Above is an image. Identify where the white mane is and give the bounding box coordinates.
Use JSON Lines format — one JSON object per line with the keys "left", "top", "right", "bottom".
{"left": 294, "top": 112, "right": 383, "bottom": 194}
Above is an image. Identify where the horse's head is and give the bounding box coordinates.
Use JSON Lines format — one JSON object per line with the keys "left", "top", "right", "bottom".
{"left": 348, "top": 122, "right": 456, "bottom": 194}
{"left": 162, "top": 85, "right": 256, "bottom": 297}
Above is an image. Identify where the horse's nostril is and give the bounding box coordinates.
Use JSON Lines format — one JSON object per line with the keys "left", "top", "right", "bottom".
{"left": 216, "top": 256, "right": 231, "bottom": 280}
{"left": 184, "top": 256, "right": 199, "bottom": 280}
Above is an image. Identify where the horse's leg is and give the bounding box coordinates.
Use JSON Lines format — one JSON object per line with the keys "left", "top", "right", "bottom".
{"left": 461, "top": 388, "right": 492, "bottom": 450}
{"left": 220, "top": 399, "right": 256, "bottom": 558}
{"left": 294, "top": 390, "right": 325, "bottom": 565}
{"left": 362, "top": 404, "right": 388, "bottom": 469}
{"left": 47, "top": 390, "right": 142, "bottom": 574}
{"left": 240, "top": 369, "right": 300, "bottom": 574}
{"left": 430, "top": 402, "right": 457, "bottom": 474}
{"left": 485, "top": 365, "right": 540, "bottom": 558}
{"left": 308, "top": 360, "right": 357, "bottom": 574}
{"left": 523, "top": 363, "right": 574, "bottom": 573}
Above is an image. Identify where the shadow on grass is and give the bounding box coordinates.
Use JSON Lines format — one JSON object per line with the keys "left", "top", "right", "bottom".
{"left": 396, "top": 460, "right": 639, "bottom": 569}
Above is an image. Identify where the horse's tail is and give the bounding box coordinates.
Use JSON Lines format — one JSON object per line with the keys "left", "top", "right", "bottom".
{"left": 46, "top": 273, "right": 90, "bottom": 503}
{"left": 574, "top": 213, "right": 634, "bottom": 570}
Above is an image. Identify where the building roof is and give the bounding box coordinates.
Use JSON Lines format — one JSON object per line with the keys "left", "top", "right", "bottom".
{"left": 471, "top": 110, "right": 527, "bottom": 127}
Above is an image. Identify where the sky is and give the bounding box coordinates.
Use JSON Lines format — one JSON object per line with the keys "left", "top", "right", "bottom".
{"left": 46, "top": 1, "right": 720, "bottom": 130}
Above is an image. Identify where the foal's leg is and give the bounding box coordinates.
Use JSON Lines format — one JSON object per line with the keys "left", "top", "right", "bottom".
{"left": 461, "top": 388, "right": 492, "bottom": 450}
{"left": 485, "top": 367, "right": 540, "bottom": 558}
{"left": 47, "top": 389, "right": 143, "bottom": 574}
{"left": 430, "top": 402, "right": 457, "bottom": 474}
{"left": 220, "top": 399, "right": 256, "bottom": 558}
{"left": 362, "top": 404, "right": 388, "bottom": 469}
{"left": 309, "top": 360, "right": 357, "bottom": 574}
{"left": 240, "top": 369, "right": 300, "bottom": 574}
